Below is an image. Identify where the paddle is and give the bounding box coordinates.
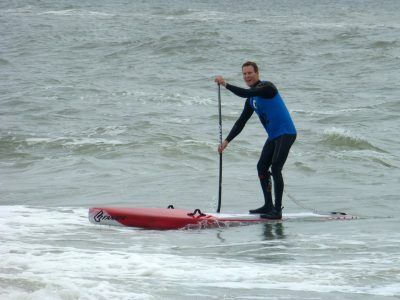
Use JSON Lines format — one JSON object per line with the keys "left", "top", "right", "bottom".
{"left": 217, "top": 84, "right": 222, "bottom": 213}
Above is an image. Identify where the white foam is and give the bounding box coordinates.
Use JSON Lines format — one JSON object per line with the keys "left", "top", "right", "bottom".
{"left": 25, "top": 137, "right": 126, "bottom": 146}
{"left": 39, "top": 9, "right": 112, "bottom": 17}
{"left": 63, "top": 138, "right": 125, "bottom": 146}
{"left": 25, "top": 137, "right": 54, "bottom": 144}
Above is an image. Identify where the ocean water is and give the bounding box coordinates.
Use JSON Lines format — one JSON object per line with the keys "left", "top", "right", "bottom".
{"left": 1, "top": 0, "right": 400, "bottom": 299}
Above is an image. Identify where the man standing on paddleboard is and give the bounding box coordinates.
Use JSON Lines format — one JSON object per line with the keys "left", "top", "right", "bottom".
{"left": 215, "top": 61, "right": 296, "bottom": 220}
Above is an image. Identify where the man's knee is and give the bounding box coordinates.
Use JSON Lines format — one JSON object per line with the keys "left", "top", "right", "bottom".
{"left": 257, "top": 160, "right": 269, "bottom": 175}
{"left": 271, "top": 164, "right": 282, "bottom": 177}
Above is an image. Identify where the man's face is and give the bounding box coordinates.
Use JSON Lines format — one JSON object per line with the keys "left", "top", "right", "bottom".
{"left": 242, "top": 65, "right": 259, "bottom": 87}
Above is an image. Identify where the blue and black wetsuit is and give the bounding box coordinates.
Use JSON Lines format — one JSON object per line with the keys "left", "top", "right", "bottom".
{"left": 225, "top": 80, "right": 296, "bottom": 216}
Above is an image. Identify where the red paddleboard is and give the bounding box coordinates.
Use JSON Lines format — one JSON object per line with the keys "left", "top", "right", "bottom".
{"left": 88, "top": 207, "right": 357, "bottom": 230}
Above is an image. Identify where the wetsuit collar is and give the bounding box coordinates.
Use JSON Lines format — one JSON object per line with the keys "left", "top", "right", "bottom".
{"left": 251, "top": 80, "right": 262, "bottom": 88}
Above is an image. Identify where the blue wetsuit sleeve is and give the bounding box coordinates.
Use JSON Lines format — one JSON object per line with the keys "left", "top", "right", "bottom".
{"left": 226, "top": 98, "right": 254, "bottom": 142}
{"left": 226, "top": 82, "right": 277, "bottom": 99}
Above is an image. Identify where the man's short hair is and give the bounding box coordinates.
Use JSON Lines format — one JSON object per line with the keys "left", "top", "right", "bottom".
{"left": 242, "top": 61, "right": 259, "bottom": 73}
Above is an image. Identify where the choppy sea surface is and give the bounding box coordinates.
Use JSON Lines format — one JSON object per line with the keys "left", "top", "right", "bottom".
{"left": 1, "top": 0, "right": 400, "bottom": 299}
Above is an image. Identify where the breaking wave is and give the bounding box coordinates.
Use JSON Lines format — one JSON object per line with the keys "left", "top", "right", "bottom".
{"left": 322, "top": 128, "right": 385, "bottom": 152}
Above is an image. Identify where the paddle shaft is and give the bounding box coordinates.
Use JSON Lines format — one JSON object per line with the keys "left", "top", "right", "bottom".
{"left": 217, "top": 84, "right": 222, "bottom": 213}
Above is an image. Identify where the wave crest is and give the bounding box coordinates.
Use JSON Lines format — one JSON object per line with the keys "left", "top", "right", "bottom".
{"left": 322, "top": 128, "right": 384, "bottom": 152}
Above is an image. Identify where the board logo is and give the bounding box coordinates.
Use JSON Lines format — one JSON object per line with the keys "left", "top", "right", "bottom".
{"left": 93, "top": 210, "right": 127, "bottom": 223}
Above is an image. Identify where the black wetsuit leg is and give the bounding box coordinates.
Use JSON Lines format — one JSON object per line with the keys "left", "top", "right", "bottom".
{"left": 256, "top": 141, "right": 274, "bottom": 212}
{"left": 258, "top": 134, "right": 296, "bottom": 210}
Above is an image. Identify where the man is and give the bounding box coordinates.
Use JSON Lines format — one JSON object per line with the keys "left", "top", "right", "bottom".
{"left": 215, "top": 61, "right": 296, "bottom": 219}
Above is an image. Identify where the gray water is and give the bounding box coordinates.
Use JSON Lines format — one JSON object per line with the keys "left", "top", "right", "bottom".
{"left": 1, "top": 0, "right": 400, "bottom": 299}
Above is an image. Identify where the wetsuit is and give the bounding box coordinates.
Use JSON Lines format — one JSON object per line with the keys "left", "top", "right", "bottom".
{"left": 225, "top": 80, "right": 296, "bottom": 217}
